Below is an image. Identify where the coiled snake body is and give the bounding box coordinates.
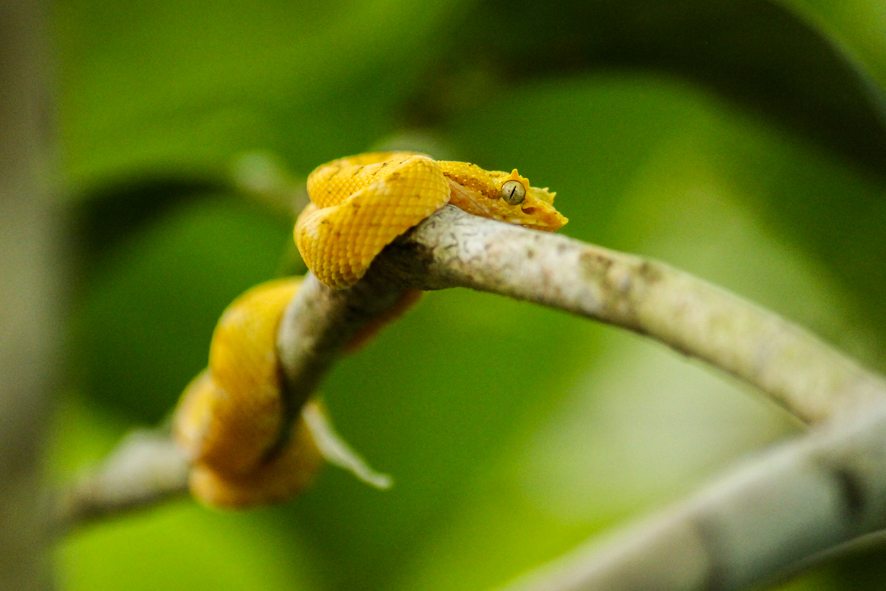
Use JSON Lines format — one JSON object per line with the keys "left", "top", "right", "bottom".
{"left": 174, "top": 152, "right": 567, "bottom": 507}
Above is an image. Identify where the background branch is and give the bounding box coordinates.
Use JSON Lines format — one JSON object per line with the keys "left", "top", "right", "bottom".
{"left": 499, "top": 400, "right": 886, "bottom": 591}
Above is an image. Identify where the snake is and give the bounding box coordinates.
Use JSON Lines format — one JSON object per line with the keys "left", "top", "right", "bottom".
{"left": 173, "top": 152, "right": 567, "bottom": 507}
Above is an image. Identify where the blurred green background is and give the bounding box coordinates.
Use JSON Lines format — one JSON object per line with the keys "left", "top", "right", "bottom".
{"left": 53, "top": 0, "right": 886, "bottom": 589}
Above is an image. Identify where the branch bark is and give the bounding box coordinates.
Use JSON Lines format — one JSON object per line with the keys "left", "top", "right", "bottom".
{"left": 57, "top": 205, "right": 886, "bottom": 590}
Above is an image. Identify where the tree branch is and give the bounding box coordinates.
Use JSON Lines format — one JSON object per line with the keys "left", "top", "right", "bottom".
{"left": 52, "top": 407, "right": 391, "bottom": 532}
{"left": 56, "top": 254, "right": 413, "bottom": 531}
{"left": 57, "top": 204, "right": 886, "bottom": 590}
{"left": 275, "top": 269, "right": 413, "bottom": 424}
{"left": 52, "top": 429, "right": 189, "bottom": 533}
{"left": 379, "top": 206, "right": 886, "bottom": 424}
{"left": 498, "top": 400, "right": 886, "bottom": 591}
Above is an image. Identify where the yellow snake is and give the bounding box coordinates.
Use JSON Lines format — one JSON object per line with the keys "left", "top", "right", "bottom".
{"left": 173, "top": 152, "right": 567, "bottom": 507}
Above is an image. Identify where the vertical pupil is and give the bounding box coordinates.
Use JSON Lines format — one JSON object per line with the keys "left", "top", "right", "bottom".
{"left": 502, "top": 181, "right": 523, "bottom": 203}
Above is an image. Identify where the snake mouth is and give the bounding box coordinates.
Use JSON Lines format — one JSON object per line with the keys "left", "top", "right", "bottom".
{"left": 519, "top": 204, "right": 568, "bottom": 231}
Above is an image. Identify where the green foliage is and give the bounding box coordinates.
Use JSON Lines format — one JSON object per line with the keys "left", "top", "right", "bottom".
{"left": 56, "top": 1, "right": 885, "bottom": 589}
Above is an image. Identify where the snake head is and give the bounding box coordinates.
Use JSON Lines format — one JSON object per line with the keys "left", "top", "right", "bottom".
{"left": 441, "top": 163, "right": 568, "bottom": 232}
{"left": 497, "top": 168, "right": 567, "bottom": 232}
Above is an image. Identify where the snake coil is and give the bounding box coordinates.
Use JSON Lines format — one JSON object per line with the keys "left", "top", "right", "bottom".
{"left": 174, "top": 152, "right": 567, "bottom": 507}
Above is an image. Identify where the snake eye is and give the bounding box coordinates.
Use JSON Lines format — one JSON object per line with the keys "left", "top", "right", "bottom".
{"left": 501, "top": 180, "right": 526, "bottom": 205}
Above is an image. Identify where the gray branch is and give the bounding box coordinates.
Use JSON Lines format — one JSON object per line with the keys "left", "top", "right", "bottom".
{"left": 381, "top": 206, "right": 886, "bottom": 424}
{"left": 276, "top": 269, "right": 414, "bottom": 422}
{"left": 57, "top": 205, "right": 886, "bottom": 590}
{"left": 52, "top": 430, "right": 190, "bottom": 533}
{"left": 499, "top": 401, "right": 886, "bottom": 591}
